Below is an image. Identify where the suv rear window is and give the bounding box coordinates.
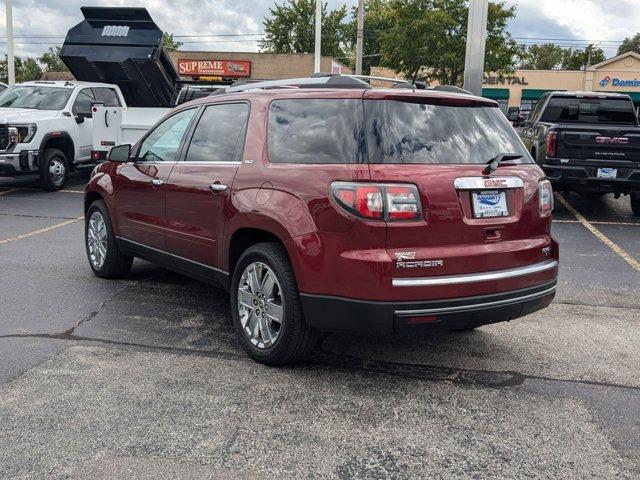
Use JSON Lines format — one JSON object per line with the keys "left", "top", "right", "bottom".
{"left": 364, "top": 100, "right": 531, "bottom": 164}
{"left": 540, "top": 97, "right": 637, "bottom": 124}
{"left": 268, "top": 99, "right": 365, "bottom": 164}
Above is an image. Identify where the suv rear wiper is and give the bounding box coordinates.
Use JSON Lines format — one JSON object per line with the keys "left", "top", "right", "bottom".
{"left": 484, "top": 153, "right": 523, "bottom": 174}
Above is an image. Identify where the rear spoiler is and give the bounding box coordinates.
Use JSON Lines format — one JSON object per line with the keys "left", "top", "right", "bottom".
{"left": 60, "top": 7, "right": 179, "bottom": 108}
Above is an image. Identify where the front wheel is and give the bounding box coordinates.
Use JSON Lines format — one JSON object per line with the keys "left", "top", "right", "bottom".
{"left": 39, "top": 148, "right": 69, "bottom": 191}
{"left": 631, "top": 192, "right": 640, "bottom": 216}
{"left": 230, "top": 243, "right": 319, "bottom": 365}
{"left": 85, "top": 200, "right": 133, "bottom": 278}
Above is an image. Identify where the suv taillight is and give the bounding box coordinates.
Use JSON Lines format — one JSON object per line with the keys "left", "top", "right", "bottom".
{"left": 546, "top": 131, "right": 557, "bottom": 158}
{"left": 331, "top": 182, "right": 422, "bottom": 221}
{"left": 539, "top": 180, "right": 554, "bottom": 217}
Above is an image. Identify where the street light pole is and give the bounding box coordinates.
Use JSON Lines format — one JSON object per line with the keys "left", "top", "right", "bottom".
{"left": 462, "top": 0, "right": 488, "bottom": 96}
{"left": 314, "top": 0, "right": 321, "bottom": 73}
{"left": 355, "top": 0, "right": 364, "bottom": 75}
{"left": 5, "top": 0, "right": 16, "bottom": 85}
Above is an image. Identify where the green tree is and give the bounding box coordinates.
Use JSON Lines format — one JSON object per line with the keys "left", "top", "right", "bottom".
{"left": 162, "top": 32, "right": 182, "bottom": 51}
{"left": 379, "top": 0, "right": 520, "bottom": 85}
{"left": 0, "top": 56, "right": 44, "bottom": 83}
{"left": 617, "top": 33, "right": 640, "bottom": 56}
{"left": 518, "top": 43, "right": 565, "bottom": 70}
{"left": 562, "top": 45, "right": 605, "bottom": 70}
{"left": 260, "top": 0, "right": 349, "bottom": 59}
{"left": 17, "top": 57, "right": 43, "bottom": 82}
{"left": 39, "top": 46, "right": 68, "bottom": 72}
{"left": 346, "top": 0, "right": 394, "bottom": 74}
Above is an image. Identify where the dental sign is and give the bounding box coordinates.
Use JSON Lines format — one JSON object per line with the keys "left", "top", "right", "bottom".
{"left": 599, "top": 75, "right": 640, "bottom": 88}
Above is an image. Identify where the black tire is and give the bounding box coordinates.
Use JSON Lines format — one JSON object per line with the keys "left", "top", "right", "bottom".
{"left": 230, "top": 242, "right": 320, "bottom": 365}
{"left": 39, "top": 148, "right": 69, "bottom": 191}
{"left": 631, "top": 192, "right": 640, "bottom": 217}
{"left": 85, "top": 200, "right": 133, "bottom": 279}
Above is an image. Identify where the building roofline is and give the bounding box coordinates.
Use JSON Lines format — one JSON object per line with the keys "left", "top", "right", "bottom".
{"left": 587, "top": 51, "right": 640, "bottom": 71}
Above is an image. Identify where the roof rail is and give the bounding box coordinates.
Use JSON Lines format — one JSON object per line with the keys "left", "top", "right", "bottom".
{"left": 221, "top": 73, "right": 429, "bottom": 94}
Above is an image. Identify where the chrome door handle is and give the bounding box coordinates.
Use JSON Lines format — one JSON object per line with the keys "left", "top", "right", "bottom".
{"left": 209, "top": 183, "right": 228, "bottom": 193}
{"left": 151, "top": 178, "right": 164, "bottom": 187}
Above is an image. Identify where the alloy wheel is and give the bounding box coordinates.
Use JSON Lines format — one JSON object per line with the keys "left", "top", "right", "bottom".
{"left": 237, "top": 262, "right": 284, "bottom": 349}
{"left": 87, "top": 211, "right": 108, "bottom": 269}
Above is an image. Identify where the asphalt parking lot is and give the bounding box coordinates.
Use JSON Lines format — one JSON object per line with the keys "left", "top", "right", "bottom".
{"left": 1, "top": 169, "right": 639, "bottom": 479}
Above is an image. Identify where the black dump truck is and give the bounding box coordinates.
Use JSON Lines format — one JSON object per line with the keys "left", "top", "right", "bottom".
{"left": 59, "top": 6, "right": 232, "bottom": 107}
{"left": 518, "top": 91, "right": 640, "bottom": 215}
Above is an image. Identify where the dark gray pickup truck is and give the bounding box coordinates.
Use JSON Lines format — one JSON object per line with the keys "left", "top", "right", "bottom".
{"left": 518, "top": 91, "right": 640, "bottom": 215}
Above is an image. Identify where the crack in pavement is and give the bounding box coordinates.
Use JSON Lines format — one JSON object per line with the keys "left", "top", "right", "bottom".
{"left": 0, "top": 331, "right": 638, "bottom": 393}
{"left": 554, "top": 300, "right": 640, "bottom": 311}
{"left": 60, "top": 281, "right": 140, "bottom": 337}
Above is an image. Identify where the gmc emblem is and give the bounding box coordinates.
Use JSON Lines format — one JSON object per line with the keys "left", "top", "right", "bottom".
{"left": 484, "top": 179, "right": 508, "bottom": 188}
{"left": 595, "top": 136, "right": 629, "bottom": 145}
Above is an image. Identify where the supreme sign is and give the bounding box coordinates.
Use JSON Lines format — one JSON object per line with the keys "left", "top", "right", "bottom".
{"left": 178, "top": 59, "right": 251, "bottom": 77}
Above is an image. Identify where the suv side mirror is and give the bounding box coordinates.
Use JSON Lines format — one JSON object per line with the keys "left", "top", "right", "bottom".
{"left": 108, "top": 144, "right": 131, "bottom": 162}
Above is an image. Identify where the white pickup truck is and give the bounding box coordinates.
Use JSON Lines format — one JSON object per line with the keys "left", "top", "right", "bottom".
{"left": 0, "top": 80, "right": 126, "bottom": 190}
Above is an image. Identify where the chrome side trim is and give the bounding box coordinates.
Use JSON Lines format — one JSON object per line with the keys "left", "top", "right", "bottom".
{"left": 115, "top": 236, "right": 229, "bottom": 276}
{"left": 392, "top": 259, "right": 558, "bottom": 287}
{"left": 454, "top": 176, "right": 524, "bottom": 190}
{"left": 395, "top": 285, "right": 557, "bottom": 316}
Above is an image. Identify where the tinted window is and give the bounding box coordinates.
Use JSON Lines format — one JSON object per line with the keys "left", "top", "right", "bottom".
{"left": 185, "top": 103, "right": 249, "bottom": 162}
{"left": 73, "top": 89, "right": 95, "bottom": 115}
{"left": 365, "top": 100, "right": 531, "bottom": 164}
{"left": 541, "top": 97, "right": 637, "bottom": 124}
{"left": 0, "top": 86, "right": 72, "bottom": 110}
{"left": 93, "top": 88, "right": 121, "bottom": 107}
{"left": 268, "top": 99, "right": 365, "bottom": 164}
{"left": 138, "top": 109, "right": 195, "bottom": 162}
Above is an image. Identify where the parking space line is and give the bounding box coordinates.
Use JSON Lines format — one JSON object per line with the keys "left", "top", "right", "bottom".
{"left": 0, "top": 216, "right": 84, "bottom": 245}
{"left": 12, "top": 187, "right": 85, "bottom": 194}
{"left": 553, "top": 219, "right": 639, "bottom": 226}
{"left": 0, "top": 188, "right": 17, "bottom": 196}
{"left": 556, "top": 193, "right": 640, "bottom": 272}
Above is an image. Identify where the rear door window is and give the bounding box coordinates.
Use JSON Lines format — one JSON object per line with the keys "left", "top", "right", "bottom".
{"left": 268, "top": 99, "right": 365, "bottom": 164}
{"left": 185, "top": 103, "right": 249, "bottom": 162}
{"left": 364, "top": 100, "right": 531, "bottom": 164}
{"left": 540, "top": 97, "right": 637, "bottom": 124}
{"left": 92, "top": 87, "right": 121, "bottom": 107}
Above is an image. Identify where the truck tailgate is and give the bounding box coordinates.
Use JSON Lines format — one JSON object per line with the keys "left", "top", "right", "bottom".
{"left": 556, "top": 125, "right": 640, "bottom": 162}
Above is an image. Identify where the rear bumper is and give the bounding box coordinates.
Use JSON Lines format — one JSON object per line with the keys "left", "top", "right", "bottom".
{"left": 543, "top": 162, "right": 640, "bottom": 192}
{"left": 301, "top": 280, "right": 557, "bottom": 335}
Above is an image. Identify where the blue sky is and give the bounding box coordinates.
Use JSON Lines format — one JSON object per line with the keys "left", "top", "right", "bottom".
{"left": 0, "top": 0, "right": 637, "bottom": 60}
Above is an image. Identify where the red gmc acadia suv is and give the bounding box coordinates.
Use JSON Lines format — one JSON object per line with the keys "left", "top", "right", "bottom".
{"left": 84, "top": 75, "right": 559, "bottom": 365}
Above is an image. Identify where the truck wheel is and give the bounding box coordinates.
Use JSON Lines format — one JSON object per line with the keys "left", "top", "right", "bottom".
{"left": 39, "top": 148, "right": 68, "bottom": 191}
{"left": 85, "top": 200, "right": 133, "bottom": 278}
{"left": 230, "top": 242, "right": 320, "bottom": 365}
{"left": 631, "top": 192, "right": 640, "bottom": 216}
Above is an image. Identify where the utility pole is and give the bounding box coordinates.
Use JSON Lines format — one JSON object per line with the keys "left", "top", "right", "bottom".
{"left": 5, "top": 0, "right": 16, "bottom": 85}
{"left": 314, "top": 0, "right": 322, "bottom": 73}
{"left": 462, "top": 0, "right": 488, "bottom": 96}
{"left": 355, "top": 0, "right": 364, "bottom": 75}
{"left": 586, "top": 43, "right": 593, "bottom": 68}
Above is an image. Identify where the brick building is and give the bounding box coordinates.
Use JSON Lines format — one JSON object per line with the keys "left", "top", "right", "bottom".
{"left": 167, "top": 51, "right": 352, "bottom": 82}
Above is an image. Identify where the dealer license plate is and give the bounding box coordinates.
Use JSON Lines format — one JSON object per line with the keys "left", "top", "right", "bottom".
{"left": 472, "top": 190, "right": 509, "bottom": 218}
{"left": 597, "top": 168, "right": 617, "bottom": 179}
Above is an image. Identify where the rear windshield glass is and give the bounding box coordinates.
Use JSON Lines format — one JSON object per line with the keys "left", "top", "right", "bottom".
{"left": 365, "top": 100, "right": 531, "bottom": 164}
{"left": 268, "top": 99, "right": 365, "bottom": 164}
{"left": 540, "top": 97, "right": 637, "bottom": 124}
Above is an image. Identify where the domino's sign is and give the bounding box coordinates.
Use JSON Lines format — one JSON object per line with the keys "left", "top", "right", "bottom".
{"left": 599, "top": 75, "right": 640, "bottom": 88}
